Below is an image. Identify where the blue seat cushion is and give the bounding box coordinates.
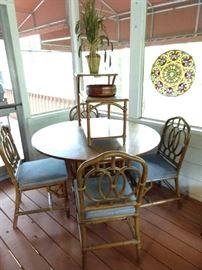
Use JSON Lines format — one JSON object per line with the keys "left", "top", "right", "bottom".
{"left": 140, "top": 153, "right": 177, "bottom": 182}
{"left": 74, "top": 176, "right": 137, "bottom": 221}
{"left": 17, "top": 158, "right": 67, "bottom": 189}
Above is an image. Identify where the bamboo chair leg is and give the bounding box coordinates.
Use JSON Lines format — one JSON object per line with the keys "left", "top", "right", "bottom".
{"left": 175, "top": 177, "right": 182, "bottom": 209}
{"left": 134, "top": 216, "right": 141, "bottom": 261}
{"left": 127, "top": 216, "right": 141, "bottom": 261}
{"left": 81, "top": 224, "right": 87, "bottom": 270}
{"left": 13, "top": 190, "right": 21, "bottom": 229}
{"left": 63, "top": 182, "right": 70, "bottom": 217}
{"left": 175, "top": 177, "right": 180, "bottom": 197}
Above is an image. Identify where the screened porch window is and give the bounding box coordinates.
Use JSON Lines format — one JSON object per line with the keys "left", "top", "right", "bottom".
{"left": 20, "top": 35, "right": 75, "bottom": 115}
{"left": 142, "top": 43, "right": 201, "bottom": 129}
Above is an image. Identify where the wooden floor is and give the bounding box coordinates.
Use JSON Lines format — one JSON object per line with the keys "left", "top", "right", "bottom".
{"left": 0, "top": 179, "right": 202, "bottom": 270}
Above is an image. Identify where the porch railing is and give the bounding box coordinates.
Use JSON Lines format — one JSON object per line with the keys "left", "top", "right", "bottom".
{"left": 4, "top": 89, "right": 75, "bottom": 115}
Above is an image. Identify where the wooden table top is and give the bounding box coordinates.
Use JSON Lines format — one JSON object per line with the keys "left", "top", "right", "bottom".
{"left": 32, "top": 119, "right": 160, "bottom": 161}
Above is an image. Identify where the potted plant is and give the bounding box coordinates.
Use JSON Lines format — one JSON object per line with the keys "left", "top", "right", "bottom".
{"left": 75, "top": 0, "right": 113, "bottom": 74}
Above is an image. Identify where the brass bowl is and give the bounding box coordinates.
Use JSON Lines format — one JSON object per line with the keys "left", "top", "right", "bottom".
{"left": 86, "top": 84, "right": 116, "bottom": 97}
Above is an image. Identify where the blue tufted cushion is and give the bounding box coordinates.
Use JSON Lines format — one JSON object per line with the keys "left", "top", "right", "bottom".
{"left": 17, "top": 158, "right": 67, "bottom": 189}
{"left": 74, "top": 176, "right": 136, "bottom": 221}
{"left": 141, "top": 153, "right": 177, "bottom": 181}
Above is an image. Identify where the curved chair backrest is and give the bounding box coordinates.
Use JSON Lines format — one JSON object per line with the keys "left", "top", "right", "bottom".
{"left": 0, "top": 125, "right": 69, "bottom": 229}
{"left": 0, "top": 125, "right": 21, "bottom": 186}
{"left": 69, "top": 103, "right": 99, "bottom": 120}
{"left": 76, "top": 150, "right": 148, "bottom": 213}
{"left": 158, "top": 116, "right": 191, "bottom": 170}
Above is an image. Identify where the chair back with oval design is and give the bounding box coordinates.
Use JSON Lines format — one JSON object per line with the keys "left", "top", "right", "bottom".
{"left": 158, "top": 116, "right": 191, "bottom": 171}
{"left": 0, "top": 125, "right": 69, "bottom": 229}
{"left": 69, "top": 102, "right": 99, "bottom": 121}
{"left": 76, "top": 151, "right": 147, "bottom": 211}
{"left": 74, "top": 150, "right": 148, "bottom": 269}
{"left": 134, "top": 116, "right": 191, "bottom": 207}
{"left": 0, "top": 125, "right": 21, "bottom": 186}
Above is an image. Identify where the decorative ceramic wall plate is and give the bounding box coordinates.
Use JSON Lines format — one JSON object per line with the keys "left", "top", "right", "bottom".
{"left": 151, "top": 50, "right": 195, "bottom": 97}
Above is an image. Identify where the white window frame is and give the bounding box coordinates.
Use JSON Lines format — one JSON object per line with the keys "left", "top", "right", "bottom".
{"left": 128, "top": 0, "right": 201, "bottom": 136}
{"left": 0, "top": 0, "right": 30, "bottom": 159}
{"left": 128, "top": 0, "right": 147, "bottom": 121}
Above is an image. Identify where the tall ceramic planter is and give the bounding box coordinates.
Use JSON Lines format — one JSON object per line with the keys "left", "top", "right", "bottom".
{"left": 86, "top": 54, "right": 101, "bottom": 74}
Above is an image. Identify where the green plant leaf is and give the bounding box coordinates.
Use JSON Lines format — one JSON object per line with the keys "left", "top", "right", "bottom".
{"left": 75, "top": 0, "right": 113, "bottom": 66}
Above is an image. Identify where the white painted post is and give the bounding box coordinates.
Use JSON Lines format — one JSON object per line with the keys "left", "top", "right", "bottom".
{"left": 128, "top": 0, "right": 147, "bottom": 120}
{"left": 0, "top": 0, "right": 30, "bottom": 159}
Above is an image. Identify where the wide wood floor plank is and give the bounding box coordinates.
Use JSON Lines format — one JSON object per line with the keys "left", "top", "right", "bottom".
{"left": 89, "top": 222, "right": 170, "bottom": 270}
{"left": 141, "top": 218, "right": 202, "bottom": 269}
{"left": 0, "top": 189, "right": 81, "bottom": 270}
{"left": 141, "top": 207, "right": 202, "bottom": 252}
{"left": 1, "top": 179, "right": 202, "bottom": 270}
{"left": 42, "top": 185, "right": 202, "bottom": 270}
{"left": 148, "top": 186, "right": 202, "bottom": 227}
{"left": 0, "top": 181, "right": 112, "bottom": 270}
{"left": 48, "top": 195, "right": 171, "bottom": 270}
{"left": 96, "top": 221, "right": 200, "bottom": 270}
{"left": 26, "top": 189, "right": 142, "bottom": 270}
{"left": 0, "top": 209, "right": 51, "bottom": 270}
{"left": 145, "top": 202, "right": 202, "bottom": 237}
{"left": 180, "top": 199, "right": 202, "bottom": 226}
{"left": 0, "top": 236, "right": 21, "bottom": 270}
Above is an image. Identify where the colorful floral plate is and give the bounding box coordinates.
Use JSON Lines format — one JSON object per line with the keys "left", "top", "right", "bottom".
{"left": 151, "top": 50, "right": 195, "bottom": 97}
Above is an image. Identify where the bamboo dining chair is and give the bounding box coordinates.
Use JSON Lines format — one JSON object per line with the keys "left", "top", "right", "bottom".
{"left": 0, "top": 125, "right": 69, "bottom": 229}
{"left": 74, "top": 150, "right": 148, "bottom": 270}
{"left": 68, "top": 102, "right": 100, "bottom": 177}
{"left": 130, "top": 116, "right": 191, "bottom": 207}
{"left": 69, "top": 102, "right": 100, "bottom": 120}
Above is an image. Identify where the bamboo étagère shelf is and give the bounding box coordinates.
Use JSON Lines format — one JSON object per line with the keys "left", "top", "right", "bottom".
{"left": 75, "top": 73, "right": 128, "bottom": 146}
